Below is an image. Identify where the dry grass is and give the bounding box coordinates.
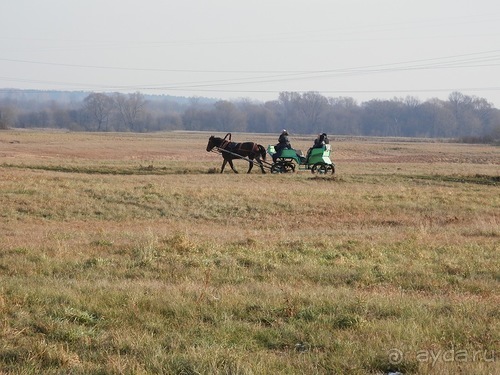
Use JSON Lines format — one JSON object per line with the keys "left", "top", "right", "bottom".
{"left": 0, "top": 130, "right": 499, "bottom": 374}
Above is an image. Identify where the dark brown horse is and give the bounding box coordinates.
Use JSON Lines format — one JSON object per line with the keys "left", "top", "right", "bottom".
{"left": 206, "top": 135, "right": 267, "bottom": 173}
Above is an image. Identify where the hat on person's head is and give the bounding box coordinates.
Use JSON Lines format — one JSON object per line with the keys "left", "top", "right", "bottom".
{"left": 282, "top": 129, "right": 288, "bottom": 134}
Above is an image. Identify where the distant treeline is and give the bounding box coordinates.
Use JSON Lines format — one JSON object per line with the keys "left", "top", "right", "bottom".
{"left": 0, "top": 89, "right": 499, "bottom": 142}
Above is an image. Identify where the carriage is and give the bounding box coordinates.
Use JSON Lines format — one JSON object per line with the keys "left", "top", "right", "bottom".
{"left": 267, "top": 144, "right": 335, "bottom": 174}
{"left": 206, "top": 133, "right": 335, "bottom": 175}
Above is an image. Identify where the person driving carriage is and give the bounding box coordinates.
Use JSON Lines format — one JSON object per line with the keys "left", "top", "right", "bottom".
{"left": 273, "top": 129, "right": 292, "bottom": 162}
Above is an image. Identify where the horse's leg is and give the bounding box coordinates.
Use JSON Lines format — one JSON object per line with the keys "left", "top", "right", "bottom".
{"left": 220, "top": 159, "right": 227, "bottom": 173}
{"left": 228, "top": 159, "right": 238, "bottom": 173}
{"left": 256, "top": 157, "right": 266, "bottom": 174}
{"left": 247, "top": 159, "right": 254, "bottom": 173}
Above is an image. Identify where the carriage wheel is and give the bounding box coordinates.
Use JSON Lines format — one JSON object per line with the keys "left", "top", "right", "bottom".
{"left": 284, "top": 162, "right": 295, "bottom": 173}
{"left": 312, "top": 163, "right": 329, "bottom": 174}
{"left": 271, "top": 163, "right": 284, "bottom": 174}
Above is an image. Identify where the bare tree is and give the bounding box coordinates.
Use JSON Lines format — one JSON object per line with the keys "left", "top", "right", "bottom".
{"left": 214, "top": 100, "right": 246, "bottom": 131}
{"left": 83, "top": 93, "right": 113, "bottom": 131}
{"left": 297, "top": 92, "right": 329, "bottom": 132}
{"left": 113, "top": 92, "right": 146, "bottom": 131}
{"left": 0, "top": 105, "right": 16, "bottom": 129}
{"left": 278, "top": 91, "right": 329, "bottom": 133}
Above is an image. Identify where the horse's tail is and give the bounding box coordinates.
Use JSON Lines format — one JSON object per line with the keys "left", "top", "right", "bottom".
{"left": 258, "top": 144, "right": 266, "bottom": 161}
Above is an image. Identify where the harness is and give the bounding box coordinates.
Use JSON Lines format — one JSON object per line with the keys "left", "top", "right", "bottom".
{"left": 220, "top": 139, "right": 239, "bottom": 152}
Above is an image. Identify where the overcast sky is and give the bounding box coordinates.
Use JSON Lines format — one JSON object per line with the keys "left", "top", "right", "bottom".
{"left": 1, "top": 0, "right": 500, "bottom": 106}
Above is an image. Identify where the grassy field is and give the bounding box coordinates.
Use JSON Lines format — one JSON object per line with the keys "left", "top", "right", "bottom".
{"left": 0, "top": 130, "right": 498, "bottom": 374}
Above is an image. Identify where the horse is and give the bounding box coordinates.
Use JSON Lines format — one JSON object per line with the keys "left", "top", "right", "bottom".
{"left": 206, "top": 135, "right": 267, "bottom": 174}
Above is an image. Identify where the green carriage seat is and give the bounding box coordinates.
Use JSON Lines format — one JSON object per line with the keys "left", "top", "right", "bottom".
{"left": 307, "top": 144, "right": 332, "bottom": 165}
{"left": 267, "top": 145, "right": 302, "bottom": 164}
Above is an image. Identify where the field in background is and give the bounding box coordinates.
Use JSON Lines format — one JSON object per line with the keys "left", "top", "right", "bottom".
{"left": 1, "top": 130, "right": 498, "bottom": 374}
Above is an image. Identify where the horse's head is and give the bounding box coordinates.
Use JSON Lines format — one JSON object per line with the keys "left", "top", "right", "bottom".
{"left": 206, "top": 135, "right": 220, "bottom": 152}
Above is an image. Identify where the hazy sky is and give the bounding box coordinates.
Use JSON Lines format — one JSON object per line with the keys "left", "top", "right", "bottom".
{"left": 1, "top": 0, "right": 500, "bottom": 106}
